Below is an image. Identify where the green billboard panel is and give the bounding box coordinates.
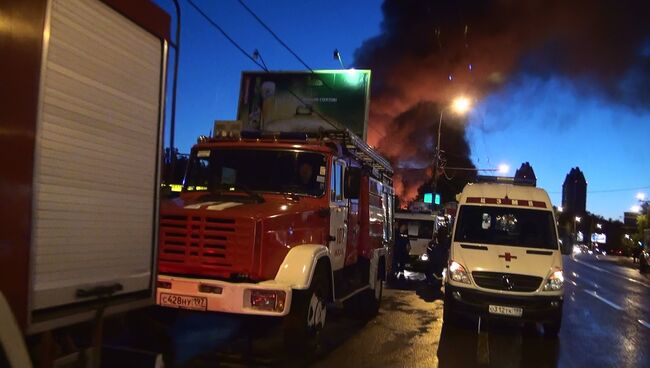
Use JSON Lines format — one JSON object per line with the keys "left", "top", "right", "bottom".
{"left": 237, "top": 70, "right": 371, "bottom": 140}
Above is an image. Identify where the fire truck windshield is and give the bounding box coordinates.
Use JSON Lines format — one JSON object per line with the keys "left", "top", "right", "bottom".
{"left": 184, "top": 148, "right": 327, "bottom": 197}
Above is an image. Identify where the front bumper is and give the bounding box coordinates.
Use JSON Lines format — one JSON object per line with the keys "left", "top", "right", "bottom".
{"left": 156, "top": 274, "right": 292, "bottom": 316}
{"left": 445, "top": 284, "right": 563, "bottom": 323}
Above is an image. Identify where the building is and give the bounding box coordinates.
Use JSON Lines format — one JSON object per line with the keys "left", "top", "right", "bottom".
{"left": 514, "top": 162, "right": 537, "bottom": 185}
{"left": 562, "top": 167, "right": 587, "bottom": 214}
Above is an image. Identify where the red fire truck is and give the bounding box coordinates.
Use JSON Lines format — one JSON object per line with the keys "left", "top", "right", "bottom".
{"left": 156, "top": 127, "right": 394, "bottom": 348}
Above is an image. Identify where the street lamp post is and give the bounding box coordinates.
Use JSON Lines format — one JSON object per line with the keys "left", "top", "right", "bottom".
{"left": 432, "top": 97, "right": 472, "bottom": 205}
{"left": 573, "top": 216, "right": 581, "bottom": 245}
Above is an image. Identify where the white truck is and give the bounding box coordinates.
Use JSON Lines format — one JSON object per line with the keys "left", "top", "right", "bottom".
{"left": 0, "top": 0, "right": 170, "bottom": 365}
{"left": 444, "top": 176, "right": 567, "bottom": 336}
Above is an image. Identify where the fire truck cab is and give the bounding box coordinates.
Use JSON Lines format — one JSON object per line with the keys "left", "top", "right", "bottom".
{"left": 156, "top": 128, "right": 394, "bottom": 348}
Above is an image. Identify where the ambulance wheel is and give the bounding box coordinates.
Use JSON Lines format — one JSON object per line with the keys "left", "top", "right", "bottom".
{"left": 283, "top": 264, "right": 329, "bottom": 354}
{"left": 543, "top": 316, "right": 562, "bottom": 337}
{"left": 443, "top": 290, "right": 459, "bottom": 326}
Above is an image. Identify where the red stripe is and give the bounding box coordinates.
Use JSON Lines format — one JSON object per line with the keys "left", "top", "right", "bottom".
{"left": 465, "top": 197, "right": 547, "bottom": 208}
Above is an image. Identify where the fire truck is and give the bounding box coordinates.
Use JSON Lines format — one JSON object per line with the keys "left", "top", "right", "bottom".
{"left": 156, "top": 126, "right": 394, "bottom": 349}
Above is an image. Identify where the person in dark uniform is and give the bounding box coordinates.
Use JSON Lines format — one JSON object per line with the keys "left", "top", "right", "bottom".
{"left": 428, "top": 225, "right": 450, "bottom": 282}
{"left": 394, "top": 223, "right": 411, "bottom": 279}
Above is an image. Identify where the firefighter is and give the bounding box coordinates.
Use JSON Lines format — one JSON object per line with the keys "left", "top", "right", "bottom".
{"left": 428, "top": 225, "right": 450, "bottom": 282}
{"left": 393, "top": 223, "right": 411, "bottom": 279}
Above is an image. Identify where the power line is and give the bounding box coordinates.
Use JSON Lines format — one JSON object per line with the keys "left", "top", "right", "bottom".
{"left": 547, "top": 185, "right": 650, "bottom": 195}
{"left": 237, "top": 0, "right": 315, "bottom": 73}
{"left": 185, "top": 0, "right": 343, "bottom": 131}
{"left": 186, "top": 0, "right": 266, "bottom": 70}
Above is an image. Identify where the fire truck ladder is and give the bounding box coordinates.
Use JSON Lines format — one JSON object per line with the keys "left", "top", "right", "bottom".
{"left": 321, "top": 129, "right": 393, "bottom": 176}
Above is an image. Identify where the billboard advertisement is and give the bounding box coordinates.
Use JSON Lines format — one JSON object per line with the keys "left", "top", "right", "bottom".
{"left": 237, "top": 70, "right": 371, "bottom": 140}
{"left": 591, "top": 233, "right": 607, "bottom": 244}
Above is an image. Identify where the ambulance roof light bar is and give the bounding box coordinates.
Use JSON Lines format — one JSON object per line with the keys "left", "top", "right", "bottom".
{"left": 475, "top": 175, "right": 536, "bottom": 187}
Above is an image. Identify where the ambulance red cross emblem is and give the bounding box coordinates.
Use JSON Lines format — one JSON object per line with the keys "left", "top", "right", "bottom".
{"left": 499, "top": 252, "right": 517, "bottom": 262}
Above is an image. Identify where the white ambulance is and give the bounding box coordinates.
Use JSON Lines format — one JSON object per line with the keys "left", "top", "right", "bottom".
{"left": 443, "top": 176, "right": 566, "bottom": 336}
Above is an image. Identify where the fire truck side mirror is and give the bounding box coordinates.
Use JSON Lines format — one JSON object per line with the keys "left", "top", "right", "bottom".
{"left": 344, "top": 167, "right": 361, "bottom": 199}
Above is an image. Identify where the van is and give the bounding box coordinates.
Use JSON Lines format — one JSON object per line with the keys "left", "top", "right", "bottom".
{"left": 394, "top": 212, "right": 438, "bottom": 277}
{"left": 443, "top": 176, "right": 566, "bottom": 336}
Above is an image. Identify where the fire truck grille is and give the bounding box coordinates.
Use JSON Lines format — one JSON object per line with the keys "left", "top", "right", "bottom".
{"left": 159, "top": 214, "right": 255, "bottom": 275}
{"left": 472, "top": 272, "right": 543, "bottom": 292}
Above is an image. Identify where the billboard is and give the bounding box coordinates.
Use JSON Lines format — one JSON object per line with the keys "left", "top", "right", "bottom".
{"left": 237, "top": 70, "right": 371, "bottom": 140}
{"left": 591, "top": 233, "right": 607, "bottom": 244}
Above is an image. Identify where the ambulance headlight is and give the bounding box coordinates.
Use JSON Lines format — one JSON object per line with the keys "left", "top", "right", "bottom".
{"left": 448, "top": 261, "right": 471, "bottom": 284}
{"left": 543, "top": 270, "right": 564, "bottom": 291}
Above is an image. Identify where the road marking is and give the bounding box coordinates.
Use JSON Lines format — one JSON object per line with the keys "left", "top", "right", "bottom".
{"left": 572, "top": 258, "right": 650, "bottom": 288}
{"left": 584, "top": 290, "right": 623, "bottom": 311}
{"left": 566, "top": 278, "right": 578, "bottom": 286}
{"left": 476, "top": 317, "right": 489, "bottom": 365}
{"left": 638, "top": 320, "right": 650, "bottom": 329}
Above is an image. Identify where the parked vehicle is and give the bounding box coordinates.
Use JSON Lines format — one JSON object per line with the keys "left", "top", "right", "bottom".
{"left": 393, "top": 212, "right": 449, "bottom": 280}
{"left": 0, "top": 0, "right": 170, "bottom": 366}
{"left": 443, "top": 176, "right": 568, "bottom": 337}
{"left": 156, "top": 71, "right": 395, "bottom": 350}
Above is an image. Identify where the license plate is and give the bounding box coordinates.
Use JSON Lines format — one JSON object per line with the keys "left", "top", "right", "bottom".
{"left": 160, "top": 293, "right": 208, "bottom": 311}
{"left": 488, "top": 305, "right": 523, "bottom": 317}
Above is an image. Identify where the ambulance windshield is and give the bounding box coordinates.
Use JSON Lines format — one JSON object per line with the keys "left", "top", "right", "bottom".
{"left": 454, "top": 205, "right": 558, "bottom": 250}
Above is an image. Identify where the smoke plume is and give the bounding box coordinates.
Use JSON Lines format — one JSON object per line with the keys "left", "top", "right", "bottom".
{"left": 354, "top": 0, "right": 650, "bottom": 205}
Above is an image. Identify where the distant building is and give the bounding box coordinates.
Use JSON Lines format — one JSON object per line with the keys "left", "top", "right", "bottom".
{"left": 562, "top": 167, "right": 587, "bottom": 214}
{"left": 623, "top": 212, "right": 638, "bottom": 228}
{"left": 514, "top": 162, "right": 537, "bottom": 185}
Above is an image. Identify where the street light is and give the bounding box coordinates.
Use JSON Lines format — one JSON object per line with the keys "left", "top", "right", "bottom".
{"left": 573, "top": 216, "right": 581, "bottom": 245}
{"left": 451, "top": 96, "right": 471, "bottom": 114}
{"left": 433, "top": 96, "right": 473, "bottom": 204}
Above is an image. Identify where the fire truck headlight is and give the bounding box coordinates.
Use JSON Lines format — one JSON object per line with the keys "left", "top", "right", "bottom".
{"left": 250, "top": 290, "right": 286, "bottom": 312}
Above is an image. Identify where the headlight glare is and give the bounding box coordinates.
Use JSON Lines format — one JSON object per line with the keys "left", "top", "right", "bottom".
{"left": 543, "top": 270, "right": 564, "bottom": 291}
{"left": 448, "top": 261, "right": 471, "bottom": 284}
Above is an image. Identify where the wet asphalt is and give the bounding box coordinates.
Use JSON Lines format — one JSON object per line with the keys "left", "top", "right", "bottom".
{"left": 116, "top": 254, "right": 650, "bottom": 367}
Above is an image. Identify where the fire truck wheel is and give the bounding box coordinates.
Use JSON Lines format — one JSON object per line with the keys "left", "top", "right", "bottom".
{"left": 283, "top": 263, "right": 329, "bottom": 354}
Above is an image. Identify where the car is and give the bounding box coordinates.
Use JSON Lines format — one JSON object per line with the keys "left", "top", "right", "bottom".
{"left": 640, "top": 247, "right": 649, "bottom": 273}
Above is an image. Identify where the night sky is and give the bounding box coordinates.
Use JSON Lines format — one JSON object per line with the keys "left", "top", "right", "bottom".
{"left": 154, "top": 0, "right": 650, "bottom": 221}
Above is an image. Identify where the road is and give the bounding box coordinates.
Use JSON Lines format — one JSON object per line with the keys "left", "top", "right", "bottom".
{"left": 113, "top": 254, "right": 650, "bottom": 367}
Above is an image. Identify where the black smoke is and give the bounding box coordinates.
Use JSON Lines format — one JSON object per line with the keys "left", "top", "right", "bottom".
{"left": 354, "top": 0, "right": 650, "bottom": 204}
